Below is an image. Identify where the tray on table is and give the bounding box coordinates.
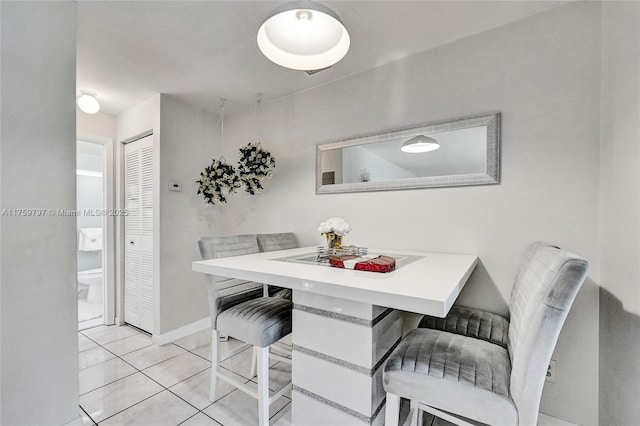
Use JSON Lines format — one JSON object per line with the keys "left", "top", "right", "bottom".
{"left": 316, "top": 246, "right": 368, "bottom": 262}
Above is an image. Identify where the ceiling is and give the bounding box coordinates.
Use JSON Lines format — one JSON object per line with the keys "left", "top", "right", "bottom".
{"left": 77, "top": 1, "right": 567, "bottom": 116}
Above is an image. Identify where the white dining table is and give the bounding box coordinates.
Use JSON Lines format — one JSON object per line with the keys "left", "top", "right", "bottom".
{"left": 193, "top": 247, "right": 478, "bottom": 426}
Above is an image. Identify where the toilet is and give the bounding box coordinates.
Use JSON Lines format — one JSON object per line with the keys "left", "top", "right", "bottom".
{"left": 77, "top": 268, "right": 103, "bottom": 304}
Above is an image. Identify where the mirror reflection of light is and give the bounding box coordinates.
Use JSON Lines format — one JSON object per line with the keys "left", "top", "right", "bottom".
{"left": 400, "top": 135, "right": 440, "bottom": 153}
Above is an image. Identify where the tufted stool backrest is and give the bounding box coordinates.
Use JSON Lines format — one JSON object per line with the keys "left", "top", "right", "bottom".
{"left": 507, "top": 242, "right": 589, "bottom": 425}
{"left": 257, "top": 233, "right": 298, "bottom": 252}
{"left": 198, "top": 235, "right": 264, "bottom": 326}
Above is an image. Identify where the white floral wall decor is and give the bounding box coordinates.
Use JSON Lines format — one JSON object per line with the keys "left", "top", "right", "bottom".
{"left": 196, "top": 143, "right": 276, "bottom": 205}
{"left": 237, "top": 143, "right": 276, "bottom": 195}
{"left": 196, "top": 158, "right": 241, "bottom": 205}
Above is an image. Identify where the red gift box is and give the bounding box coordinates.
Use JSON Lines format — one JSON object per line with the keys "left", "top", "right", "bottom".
{"left": 329, "top": 255, "right": 396, "bottom": 273}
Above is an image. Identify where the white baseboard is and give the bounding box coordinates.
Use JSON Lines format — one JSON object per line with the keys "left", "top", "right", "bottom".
{"left": 152, "top": 317, "right": 211, "bottom": 346}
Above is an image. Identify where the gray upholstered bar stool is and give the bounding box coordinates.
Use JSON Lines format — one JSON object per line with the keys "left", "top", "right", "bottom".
{"left": 383, "top": 242, "right": 590, "bottom": 426}
{"left": 198, "top": 235, "right": 293, "bottom": 426}
{"left": 257, "top": 232, "right": 298, "bottom": 299}
{"left": 257, "top": 232, "right": 298, "bottom": 252}
{"left": 246, "top": 232, "right": 298, "bottom": 377}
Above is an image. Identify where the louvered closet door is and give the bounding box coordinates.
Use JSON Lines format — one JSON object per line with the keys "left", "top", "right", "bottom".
{"left": 124, "top": 135, "right": 154, "bottom": 333}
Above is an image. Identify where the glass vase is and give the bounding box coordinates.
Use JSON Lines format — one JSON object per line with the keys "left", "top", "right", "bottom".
{"left": 326, "top": 232, "right": 343, "bottom": 249}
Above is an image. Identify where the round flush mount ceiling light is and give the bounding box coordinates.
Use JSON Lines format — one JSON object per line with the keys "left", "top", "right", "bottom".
{"left": 77, "top": 90, "right": 100, "bottom": 114}
{"left": 257, "top": 0, "right": 350, "bottom": 71}
{"left": 401, "top": 135, "right": 440, "bottom": 153}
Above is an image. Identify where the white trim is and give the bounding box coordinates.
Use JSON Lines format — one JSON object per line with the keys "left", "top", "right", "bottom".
{"left": 115, "top": 134, "right": 125, "bottom": 326}
{"left": 77, "top": 133, "right": 115, "bottom": 326}
{"left": 121, "top": 129, "right": 153, "bottom": 145}
{"left": 152, "top": 132, "right": 161, "bottom": 337}
{"left": 116, "top": 131, "right": 159, "bottom": 333}
{"left": 78, "top": 133, "right": 111, "bottom": 145}
{"left": 76, "top": 169, "right": 102, "bottom": 177}
{"left": 151, "top": 316, "right": 211, "bottom": 346}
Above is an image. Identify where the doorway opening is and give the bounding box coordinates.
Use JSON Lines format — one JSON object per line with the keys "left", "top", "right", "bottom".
{"left": 77, "top": 136, "right": 115, "bottom": 330}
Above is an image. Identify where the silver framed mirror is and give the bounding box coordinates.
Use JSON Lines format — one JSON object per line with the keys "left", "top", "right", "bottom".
{"left": 316, "top": 112, "right": 500, "bottom": 194}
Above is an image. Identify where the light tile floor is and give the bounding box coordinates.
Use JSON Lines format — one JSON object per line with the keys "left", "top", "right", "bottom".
{"left": 78, "top": 325, "right": 292, "bottom": 425}
{"left": 78, "top": 325, "right": 568, "bottom": 426}
{"left": 79, "top": 299, "right": 103, "bottom": 323}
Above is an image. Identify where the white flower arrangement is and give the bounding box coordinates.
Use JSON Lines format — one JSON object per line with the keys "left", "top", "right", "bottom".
{"left": 196, "top": 158, "right": 241, "bottom": 205}
{"left": 237, "top": 143, "right": 276, "bottom": 195}
{"left": 317, "top": 217, "right": 351, "bottom": 236}
{"left": 197, "top": 143, "right": 276, "bottom": 205}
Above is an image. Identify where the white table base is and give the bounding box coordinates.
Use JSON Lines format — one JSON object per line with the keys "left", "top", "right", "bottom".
{"left": 291, "top": 290, "right": 403, "bottom": 426}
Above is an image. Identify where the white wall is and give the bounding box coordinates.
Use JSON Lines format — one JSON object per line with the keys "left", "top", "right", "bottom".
{"left": 322, "top": 148, "right": 343, "bottom": 184}
{"left": 221, "top": 3, "right": 601, "bottom": 424}
{"left": 114, "top": 94, "right": 221, "bottom": 336}
{"left": 599, "top": 0, "right": 640, "bottom": 320}
{"left": 0, "top": 2, "right": 79, "bottom": 424}
{"left": 117, "top": 94, "right": 160, "bottom": 143}
{"left": 598, "top": 2, "right": 640, "bottom": 424}
{"left": 77, "top": 110, "right": 116, "bottom": 142}
{"left": 343, "top": 145, "right": 415, "bottom": 182}
{"left": 158, "top": 94, "right": 221, "bottom": 334}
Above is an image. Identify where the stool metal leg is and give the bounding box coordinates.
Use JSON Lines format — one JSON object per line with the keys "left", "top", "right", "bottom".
{"left": 257, "top": 346, "right": 270, "bottom": 426}
{"left": 385, "top": 392, "right": 401, "bottom": 426}
{"left": 251, "top": 347, "right": 258, "bottom": 378}
{"left": 210, "top": 330, "right": 220, "bottom": 401}
{"left": 410, "top": 399, "right": 423, "bottom": 426}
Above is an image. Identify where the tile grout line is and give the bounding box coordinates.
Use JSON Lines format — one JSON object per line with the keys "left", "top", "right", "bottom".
{"left": 81, "top": 330, "right": 142, "bottom": 350}
{"left": 80, "top": 325, "right": 293, "bottom": 425}
{"left": 79, "top": 403, "right": 98, "bottom": 425}
{"left": 80, "top": 325, "right": 197, "bottom": 424}
{"left": 176, "top": 411, "right": 221, "bottom": 426}
{"left": 101, "top": 334, "right": 154, "bottom": 353}
{"left": 79, "top": 325, "right": 173, "bottom": 423}
{"left": 93, "top": 388, "right": 166, "bottom": 424}
{"left": 179, "top": 340, "right": 291, "bottom": 424}
{"left": 270, "top": 400, "right": 292, "bottom": 421}
{"left": 104, "top": 326, "right": 224, "bottom": 423}
{"left": 247, "top": 361, "right": 293, "bottom": 395}
{"left": 80, "top": 370, "right": 139, "bottom": 397}
{"left": 125, "top": 337, "right": 223, "bottom": 423}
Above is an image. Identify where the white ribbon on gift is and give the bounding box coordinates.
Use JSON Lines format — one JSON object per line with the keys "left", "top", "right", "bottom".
{"left": 343, "top": 254, "right": 380, "bottom": 270}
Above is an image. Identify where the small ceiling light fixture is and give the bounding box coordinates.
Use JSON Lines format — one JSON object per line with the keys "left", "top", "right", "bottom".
{"left": 401, "top": 135, "right": 440, "bottom": 153}
{"left": 77, "top": 90, "right": 100, "bottom": 114}
{"left": 257, "top": 0, "right": 350, "bottom": 71}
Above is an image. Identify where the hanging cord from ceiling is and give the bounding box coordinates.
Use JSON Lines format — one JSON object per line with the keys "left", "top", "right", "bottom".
{"left": 196, "top": 93, "right": 277, "bottom": 204}
{"left": 256, "top": 92, "right": 263, "bottom": 144}
{"left": 237, "top": 92, "right": 276, "bottom": 195}
{"left": 196, "top": 97, "right": 241, "bottom": 205}
{"left": 218, "top": 97, "right": 227, "bottom": 157}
